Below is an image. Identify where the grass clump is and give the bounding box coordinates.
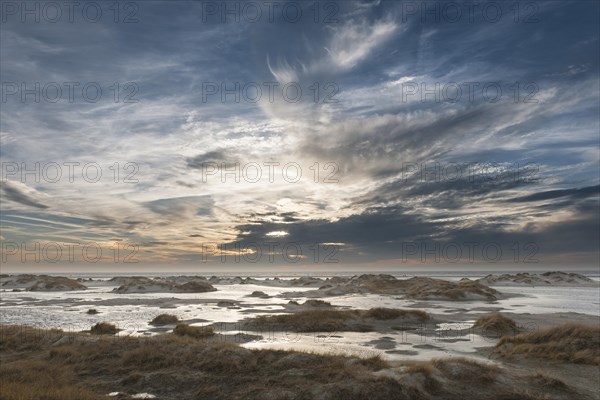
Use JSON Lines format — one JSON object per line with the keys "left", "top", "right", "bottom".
{"left": 528, "top": 372, "right": 568, "bottom": 389}
{"left": 364, "top": 307, "right": 429, "bottom": 321}
{"left": 473, "top": 313, "right": 517, "bottom": 336}
{"left": 250, "top": 308, "right": 429, "bottom": 333}
{"left": 303, "top": 299, "right": 331, "bottom": 307}
{"left": 150, "top": 314, "right": 179, "bottom": 325}
{"left": 173, "top": 324, "right": 215, "bottom": 339}
{"left": 495, "top": 323, "right": 600, "bottom": 365}
{"left": 253, "top": 309, "right": 358, "bottom": 332}
{"left": 0, "top": 360, "right": 99, "bottom": 400}
{"left": 430, "top": 357, "right": 500, "bottom": 382}
{"left": 90, "top": 322, "right": 118, "bottom": 335}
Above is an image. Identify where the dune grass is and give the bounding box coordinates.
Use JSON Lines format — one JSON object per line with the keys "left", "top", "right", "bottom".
{"left": 402, "top": 357, "right": 568, "bottom": 400}
{"left": 364, "top": 307, "right": 430, "bottom": 321}
{"left": 0, "top": 324, "right": 399, "bottom": 400}
{"left": 150, "top": 314, "right": 179, "bottom": 325}
{"left": 473, "top": 313, "right": 517, "bottom": 335}
{"left": 0, "top": 360, "right": 99, "bottom": 400}
{"left": 0, "top": 324, "right": 587, "bottom": 400}
{"left": 90, "top": 322, "right": 118, "bottom": 335}
{"left": 495, "top": 323, "right": 600, "bottom": 365}
{"left": 303, "top": 299, "right": 332, "bottom": 307}
{"left": 172, "top": 323, "right": 215, "bottom": 339}
{"left": 253, "top": 309, "right": 358, "bottom": 332}
{"left": 251, "top": 307, "right": 430, "bottom": 333}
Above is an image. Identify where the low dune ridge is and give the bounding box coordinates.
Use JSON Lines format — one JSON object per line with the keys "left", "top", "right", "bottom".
{"left": 172, "top": 324, "right": 215, "bottom": 339}
{"left": 0, "top": 325, "right": 592, "bottom": 400}
{"left": 113, "top": 277, "right": 216, "bottom": 293}
{"left": 246, "top": 290, "right": 271, "bottom": 298}
{"left": 477, "top": 271, "right": 597, "bottom": 286}
{"left": 149, "top": 314, "right": 179, "bottom": 326}
{"left": 0, "top": 275, "right": 87, "bottom": 291}
{"left": 494, "top": 323, "right": 600, "bottom": 365}
{"left": 473, "top": 313, "right": 518, "bottom": 336}
{"left": 90, "top": 322, "right": 119, "bottom": 335}
{"left": 246, "top": 307, "right": 431, "bottom": 333}
{"left": 205, "top": 275, "right": 327, "bottom": 287}
{"left": 302, "top": 299, "right": 332, "bottom": 307}
{"left": 283, "top": 274, "right": 499, "bottom": 301}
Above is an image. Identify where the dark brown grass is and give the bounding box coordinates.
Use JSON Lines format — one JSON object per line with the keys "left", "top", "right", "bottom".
{"left": 0, "top": 359, "right": 99, "bottom": 400}
{"left": 150, "top": 314, "right": 179, "bottom": 325}
{"left": 364, "top": 307, "right": 429, "bottom": 321}
{"left": 251, "top": 308, "right": 430, "bottom": 332}
{"left": 90, "top": 322, "right": 118, "bottom": 335}
{"left": 0, "top": 325, "right": 585, "bottom": 400}
{"left": 495, "top": 323, "right": 600, "bottom": 365}
{"left": 173, "top": 323, "right": 215, "bottom": 339}
{"left": 473, "top": 313, "right": 518, "bottom": 336}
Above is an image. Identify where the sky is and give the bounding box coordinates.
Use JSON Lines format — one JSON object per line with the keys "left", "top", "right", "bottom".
{"left": 0, "top": 0, "right": 599, "bottom": 272}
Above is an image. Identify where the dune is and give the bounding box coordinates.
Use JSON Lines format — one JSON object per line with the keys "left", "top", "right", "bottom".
{"left": 283, "top": 274, "right": 499, "bottom": 301}
{"left": 113, "top": 277, "right": 216, "bottom": 293}
{"left": 149, "top": 314, "right": 179, "bottom": 326}
{"left": 246, "top": 290, "right": 270, "bottom": 298}
{"left": 245, "top": 307, "right": 431, "bottom": 333}
{"left": 473, "top": 313, "right": 518, "bottom": 336}
{"left": 477, "top": 271, "right": 597, "bottom": 287}
{"left": 0, "top": 275, "right": 87, "bottom": 291}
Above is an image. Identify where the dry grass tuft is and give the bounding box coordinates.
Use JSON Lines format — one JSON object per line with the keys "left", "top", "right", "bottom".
{"left": 528, "top": 371, "right": 568, "bottom": 389}
{"left": 253, "top": 309, "right": 357, "bottom": 332}
{"left": 474, "top": 313, "right": 517, "bottom": 336}
{"left": 364, "top": 307, "right": 429, "bottom": 321}
{"left": 90, "top": 322, "right": 118, "bottom": 335}
{"left": 0, "top": 325, "right": 66, "bottom": 351}
{"left": 495, "top": 323, "right": 600, "bottom": 365}
{"left": 0, "top": 360, "right": 99, "bottom": 400}
{"left": 303, "top": 299, "right": 332, "bottom": 307}
{"left": 430, "top": 357, "right": 500, "bottom": 382}
{"left": 150, "top": 314, "right": 179, "bottom": 325}
{"left": 250, "top": 308, "right": 429, "bottom": 332}
{"left": 172, "top": 323, "right": 215, "bottom": 339}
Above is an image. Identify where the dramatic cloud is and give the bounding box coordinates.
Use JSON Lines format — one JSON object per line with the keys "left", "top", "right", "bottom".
{"left": 1, "top": 0, "right": 598, "bottom": 267}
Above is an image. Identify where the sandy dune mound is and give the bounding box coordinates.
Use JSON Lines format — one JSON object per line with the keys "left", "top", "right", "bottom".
{"left": 244, "top": 307, "right": 431, "bottom": 333}
{"left": 473, "top": 314, "right": 518, "bottom": 336}
{"left": 113, "top": 277, "right": 216, "bottom": 293}
{"left": 284, "top": 274, "right": 498, "bottom": 301}
{"left": 477, "top": 271, "right": 596, "bottom": 286}
{"left": 0, "top": 275, "right": 87, "bottom": 291}
{"left": 206, "top": 275, "right": 326, "bottom": 287}
{"left": 246, "top": 290, "right": 270, "bottom": 299}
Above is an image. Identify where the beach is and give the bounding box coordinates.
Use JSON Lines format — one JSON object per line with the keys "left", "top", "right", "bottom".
{"left": 1, "top": 271, "right": 598, "bottom": 399}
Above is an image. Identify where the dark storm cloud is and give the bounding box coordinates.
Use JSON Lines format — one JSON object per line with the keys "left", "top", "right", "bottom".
{"left": 508, "top": 185, "right": 600, "bottom": 203}
{"left": 228, "top": 206, "right": 441, "bottom": 250}
{"left": 226, "top": 202, "right": 599, "bottom": 264}
{"left": 354, "top": 166, "right": 542, "bottom": 210}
